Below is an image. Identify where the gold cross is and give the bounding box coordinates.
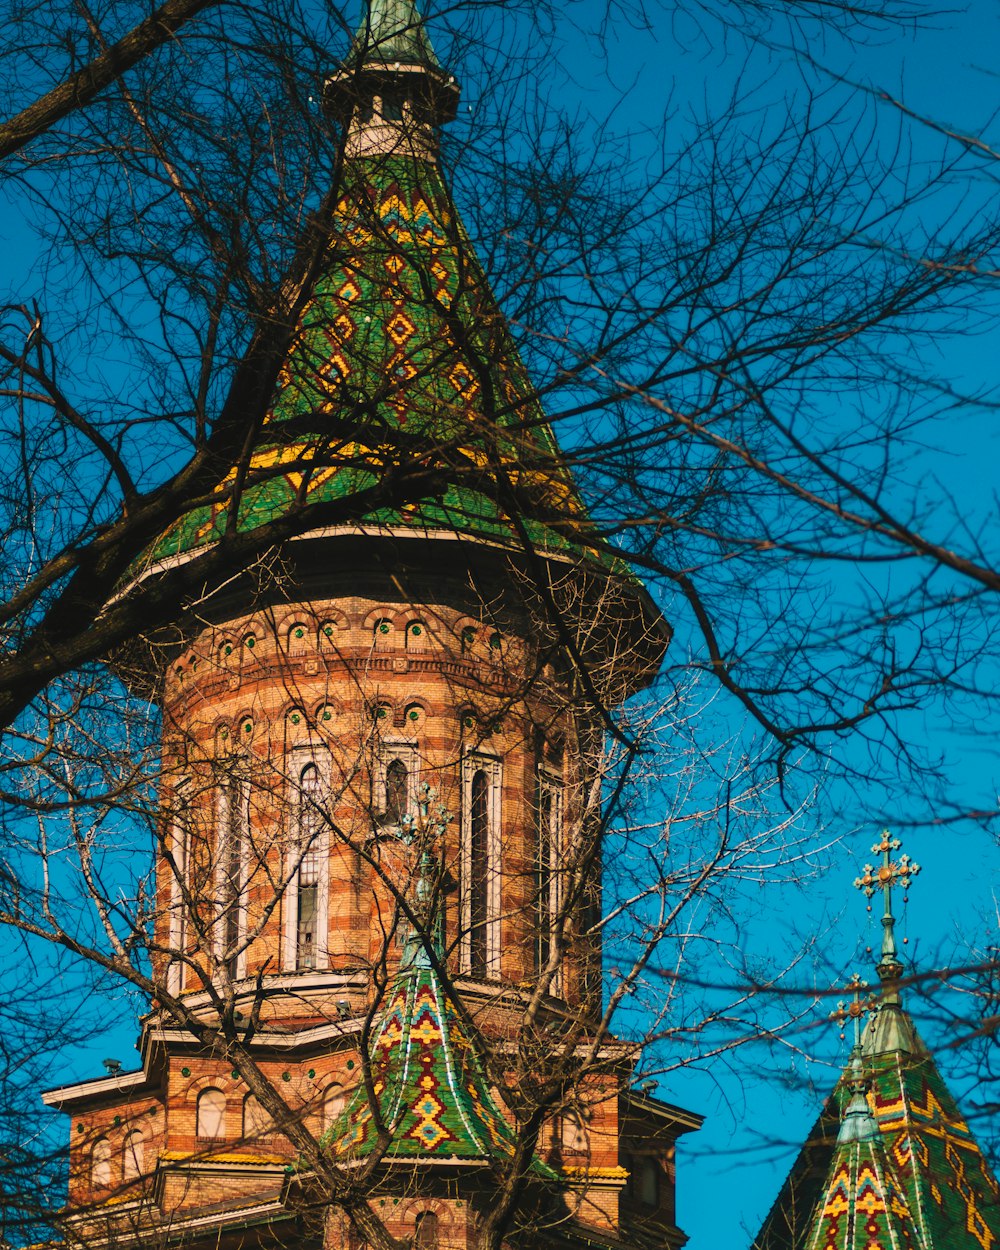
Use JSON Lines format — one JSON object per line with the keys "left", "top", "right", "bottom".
{"left": 854, "top": 831, "right": 920, "bottom": 900}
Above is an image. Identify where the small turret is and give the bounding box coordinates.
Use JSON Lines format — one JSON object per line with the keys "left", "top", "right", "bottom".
{"left": 325, "top": 0, "right": 460, "bottom": 160}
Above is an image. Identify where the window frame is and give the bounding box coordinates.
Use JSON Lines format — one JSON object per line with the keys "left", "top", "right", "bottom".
{"left": 375, "top": 740, "right": 420, "bottom": 829}
{"left": 460, "top": 752, "right": 502, "bottom": 977}
{"left": 535, "top": 767, "right": 564, "bottom": 993}
{"left": 165, "top": 783, "right": 190, "bottom": 996}
{"left": 216, "top": 772, "right": 248, "bottom": 981}
{"left": 196, "top": 1087, "right": 227, "bottom": 1141}
{"left": 283, "top": 753, "right": 331, "bottom": 973}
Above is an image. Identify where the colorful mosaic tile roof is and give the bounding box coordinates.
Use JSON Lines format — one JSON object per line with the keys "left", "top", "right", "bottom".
{"left": 320, "top": 949, "right": 554, "bottom": 1174}
{"left": 752, "top": 1019, "right": 1000, "bottom": 1250}
{"left": 804, "top": 1136, "right": 928, "bottom": 1250}
{"left": 142, "top": 151, "right": 614, "bottom": 578}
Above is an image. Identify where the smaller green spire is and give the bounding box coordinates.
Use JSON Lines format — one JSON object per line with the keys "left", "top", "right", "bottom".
{"left": 834, "top": 977, "right": 880, "bottom": 1146}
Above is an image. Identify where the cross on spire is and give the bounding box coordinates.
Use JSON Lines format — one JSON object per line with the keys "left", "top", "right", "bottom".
{"left": 854, "top": 830, "right": 920, "bottom": 986}
{"left": 832, "top": 974, "right": 881, "bottom": 1145}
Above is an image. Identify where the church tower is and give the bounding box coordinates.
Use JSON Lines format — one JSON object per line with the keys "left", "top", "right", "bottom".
{"left": 41, "top": 4, "right": 701, "bottom": 1250}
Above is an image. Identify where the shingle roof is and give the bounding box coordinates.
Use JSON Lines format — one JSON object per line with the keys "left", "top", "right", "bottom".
{"left": 321, "top": 947, "right": 554, "bottom": 1175}
{"left": 752, "top": 1010, "right": 1000, "bottom": 1250}
{"left": 142, "top": 153, "right": 615, "bottom": 577}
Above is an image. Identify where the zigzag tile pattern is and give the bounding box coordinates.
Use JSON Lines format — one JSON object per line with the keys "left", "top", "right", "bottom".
{"left": 320, "top": 952, "right": 553, "bottom": 1172}
{"left": 753, "top": 1046, "right": 1000, "bottom": 1250}
{"left": 145, "top": 156, "right": 604, "bottom": 571}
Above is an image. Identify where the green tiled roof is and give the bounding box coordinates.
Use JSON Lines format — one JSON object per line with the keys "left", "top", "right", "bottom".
{"left": 321, "top": 949, "right": 554, "bottom": 1174}
{"left": 143, "top": 154, "right": 614, "bottom": 577}
{"left": 753, "top": 1012, "right": 1000, "bottom": 1250}
{"left": 804, "top": 1133, "right": 927, "bottom": 1250}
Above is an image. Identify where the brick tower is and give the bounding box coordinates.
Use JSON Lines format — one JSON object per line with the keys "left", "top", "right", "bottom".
{"left": 41, "top": 3, "right": 702, "bottom": 1249}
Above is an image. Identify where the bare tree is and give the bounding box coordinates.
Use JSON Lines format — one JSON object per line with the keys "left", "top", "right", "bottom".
{"left": 1, "top": 0, "right": 999, "bottom": 1247}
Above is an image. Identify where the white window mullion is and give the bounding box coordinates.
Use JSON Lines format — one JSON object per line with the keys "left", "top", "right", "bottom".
{"left": 166, "top": 796, "right": 189, "bottom": 996}
{"left": 461, "top": 753, "right": 502, "bottom": 978}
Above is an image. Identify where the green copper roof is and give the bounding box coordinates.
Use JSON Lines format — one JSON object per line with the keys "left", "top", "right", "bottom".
{"left": 320, "top": 950, "right": 553, "bottom": 1174}
{"left": 143, "top": 154, "right": 613, "bottom": 578}
{"left": 345, "top": 0, "right": 441, "bottom": 68}
{"left": 754, "top": 834, "right": 1000, "bottom": 1250}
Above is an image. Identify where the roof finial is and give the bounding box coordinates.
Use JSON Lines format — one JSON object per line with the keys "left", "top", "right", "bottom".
{"left": 832, "top": 974, "right": 880, "bottom": 1144}
{"left": 398, "top": 784, "right": 451, "bottom": 968}
{"left": 854, "top": 830, "right": 920, "bottom": 991}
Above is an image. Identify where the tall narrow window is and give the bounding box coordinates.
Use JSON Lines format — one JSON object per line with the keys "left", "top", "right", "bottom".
{"left": 166, "top": 796, "right": 189, "bottom": 996}
{"left": 377, "top": 743, "right": 418, "bottom": 829}
{"left": 243, "top": 1094, "right": 273, "bottom": 1141}
{"left": 461, "top": 756, "right": 500, "bottom": 977}
{"left": 534, "top": 772, "right": 563, "bottom": 986}
{"left": 323, "top": 1083, "right": 346, "bottom": 1132}
{"left": 91, "top": 1138, "right": 111, "bottom": 1188}
{"left": 123, "top": 1131, "right": 144, "bottom": 1181}
{"left": 468, "top": 770, "right": 489, "bottom": 978}
{"left": 385, "top": 758, "right": 408, "bottom": 824}
{"left": 296, "top": 764, "right": 322, "bottom": 970}
{"left": 219, "top": 776, "right": 245, "bottom": 980}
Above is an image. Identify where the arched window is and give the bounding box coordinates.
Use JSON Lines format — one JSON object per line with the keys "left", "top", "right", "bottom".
{"left": 405, "top": 621, "right": 426, "bottom": 651}
{"left": 295, "top": 764, "right": 322, "bottom": 970}
{"left": 219, "top": 776, "right": 245, "bottom": 979}
{"left": 323, "top": 1083, "right": 346, "bottom": 1131}
{"left": 385, "top": 758, "right": 408, "bottom": 824}
{"left": 468, "top": 769, "right": 489, "bottom": 979}
{"left": 242, "top": 1094, "right": 272, "bottom": 1141}
{"left": 91, "top": 1138, "right": 111, "bottom": 1188}
{"left": 414, "top": 1212, "right": 439, "bottom": 1250}
{"left": 122, "top": 1130, "right": 144, "bottom": 1181}
{"left": 561, "top": 1109, "right": 588, "bottom": 1154}
{"left": 196, "top": 1088, "right": 227, "bottom": 1139}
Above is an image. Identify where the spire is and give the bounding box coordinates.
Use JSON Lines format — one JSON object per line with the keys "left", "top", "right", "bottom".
{"left": 751, "top": 837, "right": 1000, "bottom": 1250}
{"left": 834, "top": 977, "right": 879, "bottom": 1146}
{"left": 347, "top": 0, "right": 441, "bottom": 70}
{"left": 320, "top": 937, "right": 555, "bottom": 1174}
{"left": 854, "top": 832, "right": 925, "bottom": 1056}
{"left": 325, "top": 0, "right": 459, "bottom": 160}
{"left": 317, "top": 798, "right": 554, "bottom": 1173}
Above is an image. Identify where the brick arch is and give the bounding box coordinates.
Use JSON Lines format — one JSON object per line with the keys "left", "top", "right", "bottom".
{"left": 402, "top": 701, "right": 427, "bottom": 730}
{"left": 216, "top": 634, "right": 238, "bottom": 665}
{"left": 283, "top": 706, "right": 312, "bottom": 745}
{"left": 362, "top": 607, "right": 407, "bottom": 634}
{"left": 283, "top": 618, "right": 314, "bottom": 654}
{"left": 239, "top": 618, "right": 268, "bottom": 657}
{"left": 213, "top": 720, "right": 234, "bottom": 755}
{"left": 453, "top": 617, "right": 482, "bottom": 656}
{"left": 311, "top": 700, "right": 340, "bottom": 728}
{"left": 182, "top": 1072, "right": 238, "bottom": 1102}
{"left": 317, "top": 609, "right": 349, "bottom": 645}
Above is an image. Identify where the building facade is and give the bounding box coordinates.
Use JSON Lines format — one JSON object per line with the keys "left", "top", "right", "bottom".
{"left": 41, "top": 4, "right": 701, "bottom": 1250}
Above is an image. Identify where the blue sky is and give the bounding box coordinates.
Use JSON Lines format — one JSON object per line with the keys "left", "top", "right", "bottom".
{"left": 3, "top": 0, "right": 1000, "bottom": 1246}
